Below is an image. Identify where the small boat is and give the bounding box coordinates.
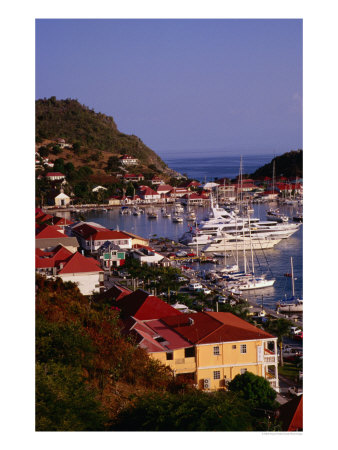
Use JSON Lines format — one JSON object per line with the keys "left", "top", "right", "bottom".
{"left": 133, "top": 207, "right": 142, "bottom": 216}
{"left": 186, "top": 211, "right": 196, "bottom": 221}
{"left": 172, "top": 214, "right": 184, "bottom": 223}
{"left": 277, "top": 299, "right": 303, "bottom": 313}
{"left": 148, "top": 210, "right": 158, "bottom": 219}
{"left": 276, "top": 257, "right": 303, "bottom": 313}
{"left": 266, "top": 208, "right": 289, "bottom": 223}
{"left": 293, "top": 211, "right": 303, "bottom": 222}
{"left": 161, "top": 208, "right": 171, "bottom": 218}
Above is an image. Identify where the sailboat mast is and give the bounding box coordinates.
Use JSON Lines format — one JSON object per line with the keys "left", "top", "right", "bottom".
{"left": 291, "top": 256, "right": 295, "bottom": 297}
{"left": 248, "top": 213, "right": 255, "bottom": 275}
{"left": 242, "top": 221, "right": 247, "bottom": 274}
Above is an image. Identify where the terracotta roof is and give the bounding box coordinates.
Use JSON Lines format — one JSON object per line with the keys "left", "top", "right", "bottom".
{"left": 58, "top": 252, "right": 102, "bottom": 274}
{"left": 36, "top": 225, "right": 65, "bottom": 239}
{"left": 35, "top": 245, "right": 73, "bottom": 269}
{"left": 46, "top": 172, "right": 65, "bottom": 177}
{"left": 117, "top": 289, "right": 182, "bottom": 320}
{"left": 52, "top": 217, "right": 74, "bottom": 226}
{"left": 138, "top": 186, "right": 159, "bottom": 196}
{"left": 157, "top": 184, "right": 173, "bottom": 192}
{"left": 97, "top": 283, "right": 133, "bottom": 302}
{"left": 72, "top": 223, "right": 130, "bottom": 241}
{"left": 146, "top": 319, "right": 192, "bottom": 351}
{"left": 160, "top": 312, "right": 274, "bottom": 344}
{"left": 277, "top": 395, "right": 303, "bottom": 431}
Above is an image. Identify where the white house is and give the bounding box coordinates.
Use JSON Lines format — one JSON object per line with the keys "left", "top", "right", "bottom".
{"left": 57, "top": 252, "right": 104, "bottom": 296}
{"left": 46, "top": 172, "right": 66, "bottom": 181}
{"left": 130, "top": 245, "right": 170, "bottom": 266}
{"left": 54, "top": 191, "right": 71, "bottom": 207}
{"left": 120, "top": 155, "right": 138, "bottom": 166}
{"left": 138, "top": 186, "right": 161, "bottom": 203}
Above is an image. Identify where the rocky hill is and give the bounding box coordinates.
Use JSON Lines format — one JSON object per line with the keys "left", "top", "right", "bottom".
{"left": 35, "top": 97, "right": 167, "bottom": 173}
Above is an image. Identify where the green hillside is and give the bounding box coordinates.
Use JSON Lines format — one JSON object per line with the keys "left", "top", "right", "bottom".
{"left": 35, "top": 97, "right": 166, "bottom": 170}
{"left": 250, "top": 150, "right": 303, "bottom": 179}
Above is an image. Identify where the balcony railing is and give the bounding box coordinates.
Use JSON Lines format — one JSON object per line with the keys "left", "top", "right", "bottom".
{"left": 264, "top": 348, "right": 277, "bottom": 363}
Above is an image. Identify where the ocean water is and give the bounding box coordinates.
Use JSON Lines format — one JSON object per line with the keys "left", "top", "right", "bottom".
{"left": 162, "top": 153, "right": 277, "bottom": 181}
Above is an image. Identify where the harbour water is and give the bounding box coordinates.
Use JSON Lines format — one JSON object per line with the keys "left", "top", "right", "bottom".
{"left": 60, "top": 200, "right": 302, "bottom": 311}
{"left": 162, "top": 153, "right": 278, "bottom": 181}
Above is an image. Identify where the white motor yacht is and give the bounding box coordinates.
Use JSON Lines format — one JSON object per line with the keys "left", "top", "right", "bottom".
{"left": 202, "top": 233, "right": 282, "bottom": 252}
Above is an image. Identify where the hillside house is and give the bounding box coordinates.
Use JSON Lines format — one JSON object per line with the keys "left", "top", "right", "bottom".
{"left": 35, "top": 225, "right": 79, "bottom": 252}
{"left": 46, "top": 172, "right": 66, "bottom": 181}
{"left": 138, "top": 186, "right": 161, "bottom": 203}
{"left": 124, "top": 309, "right": 279, "bottom": 392}
{"left": 151, "top": 176, "right": 164, "bottom": 185}
{"left": 120, "top": 155, "right": 138, "bottom": 166}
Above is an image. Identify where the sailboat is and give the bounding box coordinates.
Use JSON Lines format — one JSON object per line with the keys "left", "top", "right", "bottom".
{"left": 276, "top": 257, "right": 303, "bottom": 313}
{"left": 226, "top": 214, "right": 276, "bottom": 291}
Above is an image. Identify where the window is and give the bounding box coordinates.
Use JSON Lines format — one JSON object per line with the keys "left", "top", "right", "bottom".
{"left": 184, "top": 347, "right": 195, "bottom": 358}
{"left": 240, "top": 344, "right": 247, "bottom": 354}
{"left": 232, "top": 345, "right": 237, "bottom": 349}
{"left": 213, "top": 371, "right": 221, "bottom": 380}
{"left": 166, "top": 352, "right": 173, "bottom": 361}
{"left": 213, "top": 346, "right": 220, "bottom": 356}
{"left": 240, "top": 368, "right": 247, "bottom": 375}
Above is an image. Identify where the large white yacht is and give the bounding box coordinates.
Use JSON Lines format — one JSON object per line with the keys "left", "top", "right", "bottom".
{"left": 201, "top": 233, "right": 282, "bottom": 252}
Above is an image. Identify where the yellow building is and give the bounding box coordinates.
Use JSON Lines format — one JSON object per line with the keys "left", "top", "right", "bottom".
{"left": 129, "top": 311, "right": 279, "bottom": 392}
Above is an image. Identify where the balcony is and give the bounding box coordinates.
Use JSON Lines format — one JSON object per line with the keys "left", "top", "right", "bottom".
{"left": 264, "top": 348, "right": 277, "bottom": 363}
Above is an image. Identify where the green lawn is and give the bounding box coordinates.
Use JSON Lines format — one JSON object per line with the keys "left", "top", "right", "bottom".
{"left": 278, "top": 362, "right": 302, "bottom": 382}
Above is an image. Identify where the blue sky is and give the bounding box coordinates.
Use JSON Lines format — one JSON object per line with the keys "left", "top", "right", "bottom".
{"left": 36, "top": 19, "right": 302, "bottom": 157}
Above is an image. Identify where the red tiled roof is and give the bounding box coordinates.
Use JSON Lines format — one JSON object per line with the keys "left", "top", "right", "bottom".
{"left": 52, "top": 217, "right": 74, "bottom": 226}
{"left": 157, "top": 184, "right": 173, "bottom": 192}
{"left": 72, "top": 223, "right": 130, "bottom": 241}
{"left": 58, "top": 252, "right": 102, "bottom": 274}
{"left": 139, "top": 186, "right": 159, "bottom": 196}
{"left": 146, "top": 319, "right": 192, "bottom": 351}
{"left": 117, "top": 289, "right": 182, "bottom": 320}
{"left": 35, "top": 245, "right": 73, "bottom": 269}
{"left": 98, "top": 283, "right": 133, "bottom": 302}
{"left": 36, "top": 225, "right": 65, "bottom": 239}
{"left": 46, "top": 172, "right": 65, "bottom": 177}
{"left": 161, "top": 312, "right": 273, "bottom": 344}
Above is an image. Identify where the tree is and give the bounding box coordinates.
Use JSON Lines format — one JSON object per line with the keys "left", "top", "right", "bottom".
{"left": 52, "top": 144, "right": 62, "bottom": 155}
{"left": 106, "top": 155, "right": 120, "bottom": 172}
{"left": 39, "top": 146, "right": 49, "bottom": 157}
{"left": 228, "top": 371, "right": 277, "bottom": 411}
{"left": 263, "top": 318, "right": 293, "bottom": 366}
{"left": 53, "top": 158, "right": 65, "bottom": 173}
{"left": 111, "top": 390, "right": 261, "bottom": 431}
{"left": 72, "top": 142, "right": 81, "bottom": 152}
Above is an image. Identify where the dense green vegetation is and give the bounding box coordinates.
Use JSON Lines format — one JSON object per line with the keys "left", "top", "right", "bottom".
{"left": 36, "top": 275, "right": 282, "bottom": 431}
{"left": 35, "top": 97, "right": 166, "bottom": 169}
{"left": 250, "top": 150, "right": 303, "bottom": 179}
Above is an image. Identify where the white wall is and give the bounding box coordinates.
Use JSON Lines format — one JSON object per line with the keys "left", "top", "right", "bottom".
{"left": 58, "top": 272, "right": 101, "bottom": 296}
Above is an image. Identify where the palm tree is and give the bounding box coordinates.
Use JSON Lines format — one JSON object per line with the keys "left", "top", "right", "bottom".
{"left": 264, "top": 318, "right": 293, "bottom": 366}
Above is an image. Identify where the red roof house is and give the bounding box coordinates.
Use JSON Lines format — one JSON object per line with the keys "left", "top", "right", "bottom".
{"left": 117, "top": 289, "right": 182, "bottom": 320}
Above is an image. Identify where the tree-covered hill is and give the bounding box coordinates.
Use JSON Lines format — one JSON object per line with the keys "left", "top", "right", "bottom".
{"left": 250, "top": 150, "right": 303, "bottom": 179}
{"left": 35, "top": 97, "right": 166, "bottom": 170}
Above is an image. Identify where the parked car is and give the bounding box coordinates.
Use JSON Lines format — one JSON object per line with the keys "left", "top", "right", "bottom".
{"left": 290, "top": 327, "right": 302, "bottom": 335}
{"left": 188, "top": 282, "right": 203, "bottom": 291}
{"left": 216, "top": 296, "right": 227, "bottom": 303}
{"left": 177, "top": 276, "right": 188, "bottom": 283}
{"left": 176, "top": 251, "right": 188, "bottom": 257}
{"left": 288, "top": 386, "right": 303, "bottom": 397}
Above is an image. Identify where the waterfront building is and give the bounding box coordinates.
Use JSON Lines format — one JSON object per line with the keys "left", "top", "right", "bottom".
{"left": 108, "top": 196, "right": 122, "bottom": 206}
{"left": 122, "top": 231, "right": 149, "bottom": 247}
{"left": 54, "top": 191, "right": 71, "bottom": 207}
{"left": 129, "top": 244, "right": 170, "bottom": 266}
{"left": 70, "top": 222, "right": 132, "bottom": 251}
{"left": 138, "top": 185, "right": 161, "bottom": 203}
